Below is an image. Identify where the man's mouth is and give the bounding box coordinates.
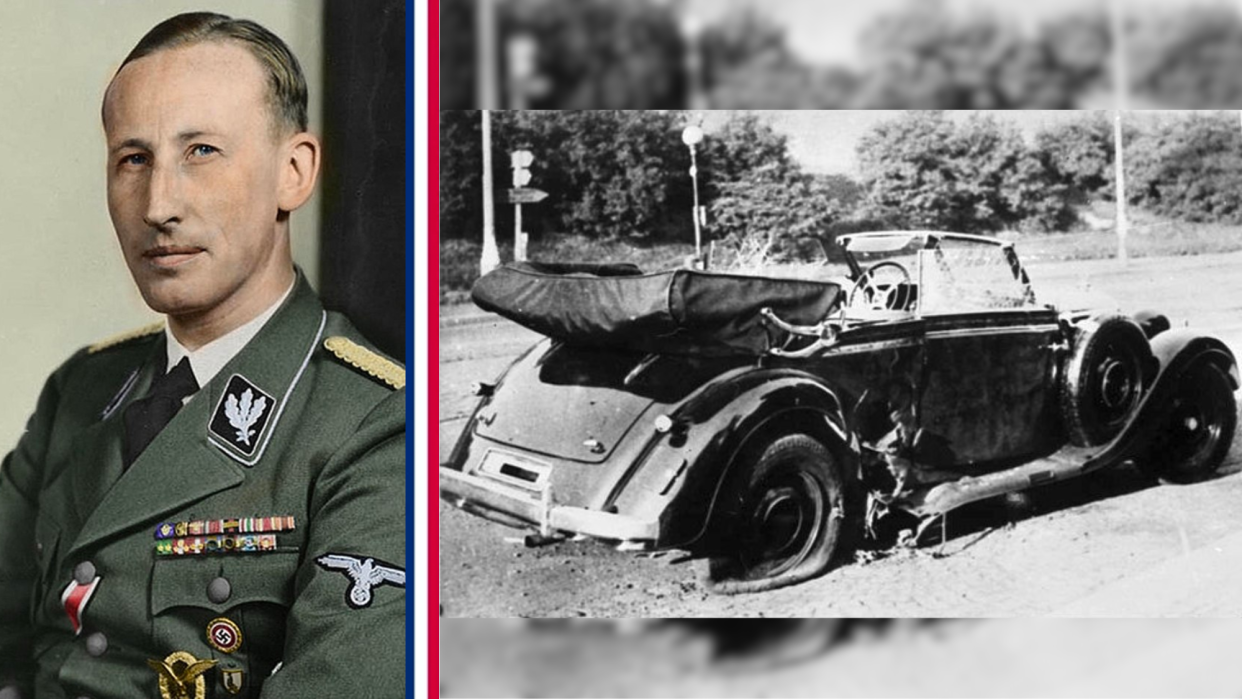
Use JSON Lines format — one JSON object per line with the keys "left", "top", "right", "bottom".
{"left": 144, "top": 245, "right": 205, "bottom": 269}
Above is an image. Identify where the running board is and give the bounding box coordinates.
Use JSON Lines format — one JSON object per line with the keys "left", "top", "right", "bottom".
{"left": 894, "top": 446, "right": 1106, "bottom": 518}
{"left": 892, "top": 349, "right": 1189, "bottom": 519}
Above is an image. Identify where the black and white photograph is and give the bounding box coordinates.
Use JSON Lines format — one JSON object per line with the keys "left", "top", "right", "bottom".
{"left": 440, "top": 106, "right": 1242, "bottom": 617}
{"left": 437, "top": 106, "right": 1242, "bottom": 694}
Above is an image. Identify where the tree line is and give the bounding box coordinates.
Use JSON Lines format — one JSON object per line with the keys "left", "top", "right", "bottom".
{"left": 441, "top": 110, "right": 1242, "bottom": 258}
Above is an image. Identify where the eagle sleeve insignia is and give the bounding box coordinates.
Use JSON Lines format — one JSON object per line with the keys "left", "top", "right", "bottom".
{"left": 315, "top": 553, "right": 405, "bottom": 608}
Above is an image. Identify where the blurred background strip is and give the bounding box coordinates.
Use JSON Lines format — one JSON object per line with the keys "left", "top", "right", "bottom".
{"left": 440, "top": 618, "right": 1242, "bottom": 697}
{"left": 440, "top": 0, "right": 1242, "bottom": 110}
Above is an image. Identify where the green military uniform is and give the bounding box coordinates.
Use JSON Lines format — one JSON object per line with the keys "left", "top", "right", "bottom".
{"left": 0, "top": 274, "right": 406, "bottom": 698}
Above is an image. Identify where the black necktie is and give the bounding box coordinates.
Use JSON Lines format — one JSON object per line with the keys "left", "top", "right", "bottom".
{"left": 122, "top": 356, "right": 199, "bottom": 468}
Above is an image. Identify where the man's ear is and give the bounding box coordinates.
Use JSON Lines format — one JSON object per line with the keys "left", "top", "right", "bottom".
{"left": 278, "top": 132, "right": 321, "bottom": 212}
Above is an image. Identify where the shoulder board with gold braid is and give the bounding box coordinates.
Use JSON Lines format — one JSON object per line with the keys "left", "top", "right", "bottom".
{"left": 323, "top": 336, "right": 405, "bottom": 389}
{"left": 88, "top": 321, "right": 164, "bottom": 354}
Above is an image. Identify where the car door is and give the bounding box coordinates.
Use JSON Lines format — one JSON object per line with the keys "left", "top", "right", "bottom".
{"left": 917, "top": 308, "right": 1064, "bottom": 471}
{"left": 808, "top": 316, "right": 926, "bottom": 447}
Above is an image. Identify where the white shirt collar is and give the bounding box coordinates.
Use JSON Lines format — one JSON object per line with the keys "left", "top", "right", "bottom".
{"left": 164, "top": 279, "right": 296, "bottom": 388}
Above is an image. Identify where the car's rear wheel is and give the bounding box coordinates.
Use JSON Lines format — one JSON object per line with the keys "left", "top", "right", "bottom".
{"left": 704, "top": 433, "right": 845, "bottom": 594}
{"left": 1061, "top": 315, "right": 1153, "bottom": 446}
{"left": 1144, "top": 362, "right": 1237, "bottom": 484}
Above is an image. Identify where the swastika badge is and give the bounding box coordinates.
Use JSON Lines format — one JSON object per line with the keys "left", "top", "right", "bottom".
{"left": 206, "top": 617, "right": 243, "bottom": 654}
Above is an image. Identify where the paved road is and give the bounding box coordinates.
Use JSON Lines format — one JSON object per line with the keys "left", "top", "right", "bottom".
{"left": 437, "top": 251, "right": 1242, "bottom": 618}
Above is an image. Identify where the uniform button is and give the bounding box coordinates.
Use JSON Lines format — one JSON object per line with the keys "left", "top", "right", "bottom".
{"left": 74, "top": 561, "right": 96, "bottom": 585}
{"left": 85, "top": 632, "right": 108, "bottom": 657}
{"left": 35, "top": 541, "right": 43, "bottom": 554}
{"left": 207, "top": 576, "right": 232, "bottom": 604}
{"left": 0, "top": 685, "right": 23, "bottom": 699}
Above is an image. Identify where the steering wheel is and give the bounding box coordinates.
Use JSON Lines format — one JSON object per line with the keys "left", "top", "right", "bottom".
{"left": 848, "top": 261, "right": 912, "bottom": 312}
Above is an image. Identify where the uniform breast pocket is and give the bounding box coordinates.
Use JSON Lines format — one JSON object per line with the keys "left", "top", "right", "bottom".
{"left": 150, "top": 552, "right": 300, "bottom": 696}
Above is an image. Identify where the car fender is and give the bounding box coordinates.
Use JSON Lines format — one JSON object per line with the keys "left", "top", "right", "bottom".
{"left": 1087, "top": 328, "right": 1238, "bottom": 469}
{"left": 612, "top": 367, "right": 854, "bottom": 549}
{"left": 1149, "top": 328, "right": 1238, "bottom": 388}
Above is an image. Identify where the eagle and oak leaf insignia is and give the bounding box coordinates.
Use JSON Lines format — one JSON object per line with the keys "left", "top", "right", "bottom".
{"left": 209, "top": 375, "right": 275, "bottom": 458}
{"left": 224, "top": 388, "right": 267, "bottom": 446}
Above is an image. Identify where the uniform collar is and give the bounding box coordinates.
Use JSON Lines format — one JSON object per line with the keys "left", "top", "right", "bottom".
{"left": 164, "top": 277, "right": 296, "bottom": 388}
{"left": 67, "top": 273, "right": 327, "bottom": 556}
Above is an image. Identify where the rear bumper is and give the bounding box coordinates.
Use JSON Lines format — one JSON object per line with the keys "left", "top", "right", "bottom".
{"left": 439, "top": 466, "right": 659, "bottom": 542}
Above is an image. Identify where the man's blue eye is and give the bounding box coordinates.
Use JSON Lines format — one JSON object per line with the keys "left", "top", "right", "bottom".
{"left": 122, "top": 154, "right": 149, "bottom": 166}
{"left": 191, "top": 145, "right": 218, "bottom": 157}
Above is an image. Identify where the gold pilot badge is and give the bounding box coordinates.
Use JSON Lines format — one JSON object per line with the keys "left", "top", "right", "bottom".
{"left": 221, "top": 668, "right": 244, "bottom": 695}
{"left": 147, "top": 650, "right": 217, "bottom": 699}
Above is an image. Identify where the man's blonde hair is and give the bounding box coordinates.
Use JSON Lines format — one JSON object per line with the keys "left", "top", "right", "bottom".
{"left": 110, "top": 11, "right": 308, "bottom": 135}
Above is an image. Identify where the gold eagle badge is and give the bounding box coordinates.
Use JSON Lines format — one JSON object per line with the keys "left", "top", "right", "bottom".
{"left": 147, "top": 651, "right": 217, "bottom": 699}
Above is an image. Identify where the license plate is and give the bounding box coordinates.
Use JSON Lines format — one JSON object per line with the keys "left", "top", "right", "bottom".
{"left": 475, "top": 449, "right": 551, "bottom": 491}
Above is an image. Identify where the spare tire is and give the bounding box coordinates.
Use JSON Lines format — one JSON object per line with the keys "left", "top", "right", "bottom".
{"left": 1061, "top": 315, "right": 1153, "bottom": 446}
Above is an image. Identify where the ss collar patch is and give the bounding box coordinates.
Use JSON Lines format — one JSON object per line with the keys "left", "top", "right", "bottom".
{"left": 209, "top": 374, "right": 275, "bottom": 458}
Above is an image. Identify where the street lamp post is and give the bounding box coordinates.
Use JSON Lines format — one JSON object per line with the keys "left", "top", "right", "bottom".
{"left": 682, "top": 125, "right": 704, "bottom": 266}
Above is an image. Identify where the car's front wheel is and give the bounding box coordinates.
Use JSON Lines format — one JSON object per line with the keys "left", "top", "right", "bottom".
{"left": 1144, "top": 362, "right": 1237, "bottom": 484}
{"left": 704, "top": 433, "right": 846, "bottom": 594}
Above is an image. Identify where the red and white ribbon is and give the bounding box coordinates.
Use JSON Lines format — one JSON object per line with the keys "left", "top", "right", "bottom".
{"left": 61, "top": 576, "right": 100, "bottom": 635}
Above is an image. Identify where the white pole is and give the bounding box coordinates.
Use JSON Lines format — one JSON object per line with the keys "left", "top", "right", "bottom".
{"left": 1114, "top": 112, "right": 1128, "bottom": 265}
{"left": 480, "top": 111, "right": 500, "bottom": 274}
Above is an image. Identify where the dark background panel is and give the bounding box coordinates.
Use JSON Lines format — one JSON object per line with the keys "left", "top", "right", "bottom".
{"left": 319, "top": 0, "right": 407, "bottom": 361}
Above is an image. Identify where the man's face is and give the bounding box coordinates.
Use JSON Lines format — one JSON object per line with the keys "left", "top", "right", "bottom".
{"left": 103, "top": 41, "right": 288, "bottom": 320}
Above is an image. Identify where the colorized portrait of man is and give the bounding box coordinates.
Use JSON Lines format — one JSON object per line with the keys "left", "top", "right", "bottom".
{"left": 0, "top": 9, "right": 405, "bottom": 698}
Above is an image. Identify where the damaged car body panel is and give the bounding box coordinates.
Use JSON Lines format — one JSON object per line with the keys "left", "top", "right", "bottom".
{"left": 440, "top": 232, "right": 1238, "bottom": 593}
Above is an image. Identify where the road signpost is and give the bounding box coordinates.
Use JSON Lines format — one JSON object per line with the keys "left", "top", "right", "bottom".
{"left": 507, "top": 188, "right": 549, "bottom": 204}
{"left": 510, "top": 151, "right": 537, "bottom": 261}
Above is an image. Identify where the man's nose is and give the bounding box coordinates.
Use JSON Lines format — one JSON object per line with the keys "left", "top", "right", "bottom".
{"left": 142, "top": 163, "right": 182, "bottom": 230}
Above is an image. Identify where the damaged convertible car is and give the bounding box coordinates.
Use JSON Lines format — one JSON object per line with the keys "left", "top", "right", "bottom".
{"left": 440, "top": 232, "right": 1239, "bottom": 593}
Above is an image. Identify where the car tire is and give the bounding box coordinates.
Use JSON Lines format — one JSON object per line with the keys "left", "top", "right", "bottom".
{"left": 1061, "top": 315, "right": 1153, "bottom": 447}
{"left": 703, "top": 433, "right": 846, "bottom": 595}
{"left": 1143, "top": 362, "right": 1237, "bottom": 484}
